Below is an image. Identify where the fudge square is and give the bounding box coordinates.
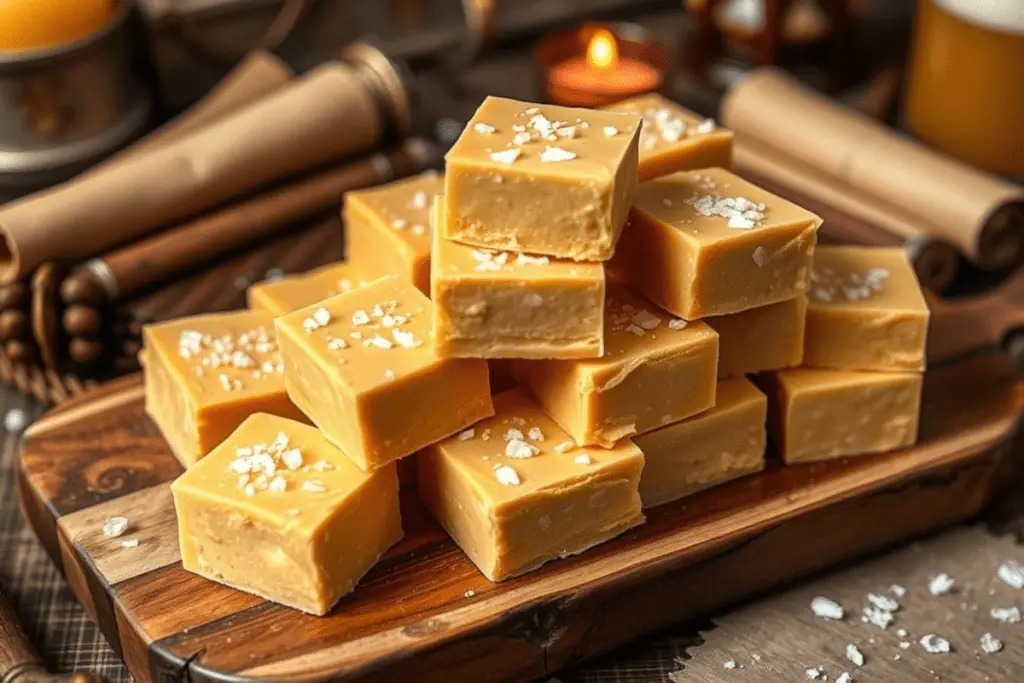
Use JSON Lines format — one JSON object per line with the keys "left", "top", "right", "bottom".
{"left": 443, "top": 96, "right": 642, "bottom": 261}
{"left": 805, "top": 246, "right": 930, "bottom": 372}
{"left": 171, "top": 413, "right": 402, "bottom": 615}
{"left": 275, "top": 275, "right": 493, "bottom": 471}
{"left": 636, "top": 377, "right": 766, "bottom": 508}
{"left": 248, "top": 262, "right": 374, "bottom": 317}
{"left": 613, "top": 167, "right": 822, "bottom": 319}
{"left": 419, "top": 387, "right": 645, "bottom": 581}
{"left": 431, "top": 199, "right": 605, "bottom": 359}
{"left": 511, "top": 285, "right": 718, "bottom": 447}
{"left": 762, "top": 368, "right": 922, "bottom": 464}
{"left": 142, "top": 310, "right": 306, "bottom": 468}
{"left": 344, "top": 171, "right": 443, "bottom": 295}
{"left": 708, "top": 295, "right": 807, "bottom": 378}
{"left": 602, "top": 93, "right": 733, "bottom": 181}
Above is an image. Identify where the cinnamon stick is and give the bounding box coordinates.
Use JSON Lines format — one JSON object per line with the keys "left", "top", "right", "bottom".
{"left": 62, "top": 139, "right": 434, "bottom": 304}
{"left": 722, "top": 68, "right": 1024, "bottom": 270}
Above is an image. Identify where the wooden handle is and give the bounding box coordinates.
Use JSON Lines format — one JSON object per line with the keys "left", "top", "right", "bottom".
{"left": 0, "top": 587, "right": 101, "bottom": 683}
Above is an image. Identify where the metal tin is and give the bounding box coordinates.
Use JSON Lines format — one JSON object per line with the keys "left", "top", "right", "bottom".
{"left": 0, "top": 1, "right": 153, "bottom": 190}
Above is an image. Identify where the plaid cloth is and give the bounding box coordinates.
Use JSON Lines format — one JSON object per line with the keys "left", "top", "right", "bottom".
{"left": 0, "top": 392, "right": 133, "bottom": 682}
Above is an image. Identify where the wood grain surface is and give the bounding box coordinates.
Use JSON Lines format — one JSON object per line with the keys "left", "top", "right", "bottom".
{"left": 14, "top": 346, "right": 1022, "bottom": 683}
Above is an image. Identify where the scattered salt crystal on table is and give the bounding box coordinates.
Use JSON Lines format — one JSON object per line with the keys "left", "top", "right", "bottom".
{"left": 3, "top": 408, "right": 28, "bottom": 433}
{"left": 862, "top": 605, "right": 893, "bottom": 629}
{"left": 102, "top": 516, "right": 128, "bottom": 539}
{"left": 836, "top": 673, "right": 853, "bottom": 683}
{"left": 980, "top": 632, "right": 1003, "bottom": 654}
{"left": 928, "top": 573, "right": 955, "bottom": 595}
{"left": 998, "top": 561, "right": 1024, "bottom": 589}
{"left": 890, "top": 584, "right": 906, "bottom": 597}
{"left": 866, "top": 593, "right": 900, "bottom": 612}
{"left": 845, "top": 644, "right": 864, "bottom": 666}
{"left": 121, "top": 539, "right": 139, "bottom": 549}
{"left": 919, "top": 634, "right": 950, "bottom": 654}
{"left": 991, "top": 606, "right": 1021, "bottom": 624}
{"left": 811, "top": 596, "right": 844, "bottom": 620}
{"left": 806, "top": 666, "right": 822, "bottom": 679}
{"left": 723, "top": 660, "right": 736, "bottom": 670}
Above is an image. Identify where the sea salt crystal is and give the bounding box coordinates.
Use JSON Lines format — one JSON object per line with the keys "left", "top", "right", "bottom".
{"left": 919, "top": 634, "right": 950, "bottom": 654}
{"left": 696, "top": 118, "right": 716, "bottom": 134}
{"left": 928, "top": 573, "right": 955, "bottom": 595}
{"left": 268, "top": 476, "right": 287, "bottom": 492}
{"left": 505, "top": 439, "right": 538, "bottom": 459}
{"left": 540, "top": 146, "right": 577, "bottom": 163}
{"left": 603, "top": 126, "right": 618, "bottom": 137}
{"left": 632, "top": 309, "right": 661, "bottom": 330}
{"left": 806, "top": 667, "right": 821, "bottom": 679}
{"left": 516, "top": 253, "right": 550, "bottom": 266}
{"left": 490, "top": 149, "right": 521, "bottom": 165}
{"left": 574, "top": 454, "right": 592, "bottom": 465}
{"left": 998, "top": 561, "right": 1024, "bottom": 589}
{"left": 351, "top": 309, "right": 370, "bottom": 325}
{"left": 523, "top": 293, "right": 544, "bottom": 307}
{"left": 811, "top": 596, "right": 844, "bottom": 620}
{"left": 282, "top": 449, "right": 303, "bottom": 470}
{"left": 836, "top": 674, "right": 852, "bottom": 683}
{"left": 457, "top": 429, "right": 475, "bottom": 441}
{"left": 495, "top": 465, "right": 520, "bottom": 486}
{"left": 121, "top": 539, "right": 139, "bottom": 549}
{"left": 668, "top": 319, "right": 688, "bottom": 330}
{"left": 312, "top": 308, "right": 331, "bottom": 326}
{"left": 863, "top": 606, "right": 894, "bottom": 629}
{"left": 365, "top": 335, "right": 393, "bottom": 350}
{"left": 845, "top": 644, "right": 864, "bottom": 667}
{"left": 411, "top": 191, "right": 428, "bottom": 209}
{"left": 554, "top": 441, "right": 575, "bottom": 454}
{"left": 528, "top": 427, "right": 545, "bottom": 441}
{"left": 991, "top": 606, "right": 1021, "bottom": 624}
{"left": 102, "top": 517, "right": 129, "bottom": 539}
{"left": 891, "top": 584, "right": 906, "bottom": 597}
{"left": 723, "top": 661, "right": 736, "bottom": 670}
{"left": 302, "top": 480, "right": 326, "bottom": 493}
{"left": 728, "top": 214, "right": 755, "bottom": 229}
{"left": 392, "top": 329, "right": 417, "bottom": 348}
{"left": 867, "top": 593, "right": 900, "bottom": 612}
{"left": 980, "top": 632, "right": 1003, "bottom": 654}
{"left": 752, "top": 246, "right": 768, "bottom": 267}
{"left": 392, "top": 218, "right": 407, "bottom": 230}
{"left": 473, "top": 123, "right": 496, "bottom": 134}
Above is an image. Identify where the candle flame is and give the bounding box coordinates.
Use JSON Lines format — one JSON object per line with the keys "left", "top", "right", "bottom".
{"left": 586, "top": 29, "right": 618, "bottom": 70}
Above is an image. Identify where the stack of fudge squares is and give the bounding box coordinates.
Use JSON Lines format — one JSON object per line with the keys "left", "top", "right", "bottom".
{"left": 142, "top": 94, "right": 929, "bottom": 616}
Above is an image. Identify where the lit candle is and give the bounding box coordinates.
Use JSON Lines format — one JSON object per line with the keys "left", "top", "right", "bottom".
{"left": 0, "top": 0, "right": 116, "bottom": 51}
{"left": 547, "top": 29, "right": 664, "bottom": 107}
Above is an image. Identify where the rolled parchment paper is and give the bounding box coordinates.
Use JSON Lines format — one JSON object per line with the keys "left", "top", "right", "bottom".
{"left": 114, "top": 50, "right": 293, "bottom": 162}
{"left": 0, "top": 60, "right": 384, "bottom": 284}
{"left": 722, "top": 68, "right": 1024, "bottom": 270}
{"left": 735, "top": 139, "right": 961, "bottom": 293}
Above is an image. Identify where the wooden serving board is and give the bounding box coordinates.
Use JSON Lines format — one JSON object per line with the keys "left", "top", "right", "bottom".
{"left": 14, "top": 348, "right": 1022, "bottom": 683}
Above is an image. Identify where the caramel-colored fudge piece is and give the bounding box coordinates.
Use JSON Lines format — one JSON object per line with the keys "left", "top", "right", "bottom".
{"left": 805, "top": 246, "right": 930, "bottom": 372}
{"left": 762, "top": 368, "right": 922, "bottom": 463}
{"left": 443, "top": 96, "right": 641, "bottom": 261}
{"left": 708, "top": 296, "right": 807, "bottom": 378}
{"left": 431, "top": 199, "right": 605, "bottom": 359}
{"left": 636, "top": 378, "right": 766, "bottom": 508}
{"left": 275, "top": 275, "right": 493, "bottom": 471}
{"left": 171, "top": 413, "right": 402, "bottom": 615}
{"left": 419, "top": 388, "right": 644, "bottom": 581}
{"left": 344, "top": 171, "right": 443, "bottom": 294}
{"left": 614, "top": 168, "right": 822, "bottom": 318}
{"left": 603, "top": 93, "right": 733, "bottom": 181}
{"left": 142, "top": 310, "right": 306, "bottom": 467}
{"left": 247, "top": 262, "right": 374, "bottom": 317}
{"left": 511, "top": 286, "right": 718, "bottom": 446}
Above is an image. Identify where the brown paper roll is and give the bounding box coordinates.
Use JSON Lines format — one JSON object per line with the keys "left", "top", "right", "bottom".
{"left": 0, "top": 61, "right": 383, "bottom": 285}
{"left": 115, "top": 50, "right": 293, "bottom": 162}
{"left": 735, "top": 139, "right": 961, "bottom": 293}
{"left": 722, "top": 68, "right": 1024, "bottom": 269}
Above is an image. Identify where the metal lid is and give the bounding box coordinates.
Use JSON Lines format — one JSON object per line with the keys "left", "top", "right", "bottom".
{"left": 341, "top": 42, "right": 413, "bottom": 142}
